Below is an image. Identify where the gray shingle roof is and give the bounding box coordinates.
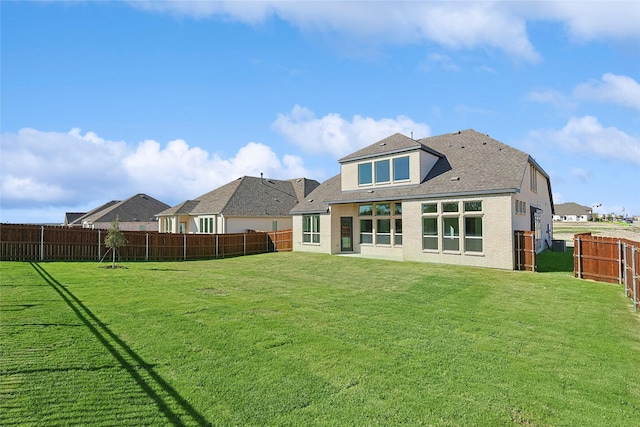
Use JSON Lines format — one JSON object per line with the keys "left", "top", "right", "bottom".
{"left": 338, "top": 133, "right": 442, "bottom": 163}
{"left": 555, "top": 202, "right": 592, "bottom": 216}
{"left": 292, "top": 129, "right": 550, "bottom": 213}
{"left": 158, "top": 176, "right": 320, "bottom": 217}
{"left": 69, "top": 194, "right": 170, "bottom": 224}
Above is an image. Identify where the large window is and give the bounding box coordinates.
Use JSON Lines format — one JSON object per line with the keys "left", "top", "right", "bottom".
{"left": 199, "top": 217, "right": 214, "bottom": 234}
{"left": 303, "top": 215, "right": 320, "bottom": 243}
{"left": 393, "top": 156, "right": 410, "bottom": 181}
{"left": 359, "top": 202, "right": 402, "bottom": 246}
{"left": 357, "top": 156, "right": 411, "bottom": 187}
{"left": 358, "top": 163, "right": 372, "bottom": 185}
{"left": 422, "top": 201, "right": 483, "bottom": 253}
{"left": 375, "top": 160, "right": 390, "bottom": 183}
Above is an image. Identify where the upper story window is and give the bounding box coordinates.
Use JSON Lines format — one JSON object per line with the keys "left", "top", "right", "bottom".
{"left": 357, "top": 155, "right": 411, "bottom": 187}
{"left": 393, "top": 156, "right": 410, "bottom": 181}
{"left": 358, "top": 163, "right": 372, "bottom": 185}
{"left": 375, "top": 160, "right": 390, "bottom": 183}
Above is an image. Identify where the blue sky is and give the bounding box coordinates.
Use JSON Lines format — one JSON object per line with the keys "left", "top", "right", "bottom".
{"left": 1, "top": 1, "right": 639, "bottom": 223}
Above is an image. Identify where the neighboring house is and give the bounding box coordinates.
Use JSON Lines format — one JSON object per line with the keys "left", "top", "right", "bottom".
{"left": 553, "top": 203, "right": 592, "bottom": 222}
{"left": 290, "top": 130, "right": 554, "bottom": 270}
{"left": 156, "top": 175, "right": 320, "bottom": 234}
{"left": 64, "top": 194, "right": 170, "bottom": 231}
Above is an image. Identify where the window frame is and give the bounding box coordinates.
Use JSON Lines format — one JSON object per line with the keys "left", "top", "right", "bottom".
{"left": 374, "top": 159, "right": 391, "bottom": 184}
{"left": 302, "top": 215, "right": 321, "bottom": 244}
{"left": 358, "top": 162, "right": 373, "bottom": 186}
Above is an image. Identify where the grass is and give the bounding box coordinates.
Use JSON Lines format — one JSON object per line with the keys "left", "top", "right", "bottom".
{"left": 1, "top": 252, "right": 639, "bottom": 426}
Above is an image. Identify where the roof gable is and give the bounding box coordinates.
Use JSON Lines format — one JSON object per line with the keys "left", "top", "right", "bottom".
{"left": 338, "top": 133, "right": 441, "bottom": 163}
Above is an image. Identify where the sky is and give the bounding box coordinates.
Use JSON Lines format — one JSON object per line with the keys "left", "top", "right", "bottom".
{"left": 1, "top": 1, "right": 639, "bottom": 224}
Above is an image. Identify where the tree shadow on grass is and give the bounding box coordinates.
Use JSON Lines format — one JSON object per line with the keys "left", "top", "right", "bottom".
{"left": 29, "top": 262, "right": 211, "bottom": 427}
{"left": 537, "top": 248, "right": 574, "bottom": 273}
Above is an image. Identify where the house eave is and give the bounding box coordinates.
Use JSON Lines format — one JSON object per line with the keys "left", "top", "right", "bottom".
{"left": 325, "top": 188, "right": 519, "bottom": 205}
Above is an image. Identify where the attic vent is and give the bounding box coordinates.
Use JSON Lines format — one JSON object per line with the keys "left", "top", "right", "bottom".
{"left": 367, "top": 190, "right": 374, "bottom": 193}
{"left": 307, "top": 199, "right": 314, "bottom": 202}
{"left": 274, "top": 198, "right": 280, "bottom": 202}
{"left": 482, "top": 142, "right": 487, "bottom": 145}
{"left": 379, "top": 142, "right": 387, "bottom": 146}
{"left": 450, "top": 176, "right": 460, "bottom": 181}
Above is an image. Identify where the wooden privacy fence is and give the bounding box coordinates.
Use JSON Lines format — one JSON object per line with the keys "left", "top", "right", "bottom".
{"left": 0, "top": 224, "right": 293, "bottom": 262}
{"left": 574, "top": 233, "right": 639, "bottom": 312}
{"left": 514, "top": 230, "right": 536, "bottom": 271}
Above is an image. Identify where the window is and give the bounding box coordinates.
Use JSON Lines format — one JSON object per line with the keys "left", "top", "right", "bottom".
{"left": 360, "top": 219, "right": 373, "bottom": 244}
{"left": 422, "top": 200, "right": 484, "bottom": 254}
{"left": 443, "top": 202, "right": 459, "bottom": 213}
{"left": 464, "top": 217, "right": 483, "bottom": 252}
{"left": 302, "top": 215, "right": 320, "bottom": 243}
{"left": 516, "top": 200, "right": 527, "bottom": 215}
{"left": 395, "top": 218, "right": 403, "bottom": 245}
{"left": 422, "top": 217, "right": 438, "bottom": 250}
{"left": 164, "top": 217, "right": 172, "bottom": 233}
{"left": 199, "top": 217, "right": 214, "bottom": 234}
{"left": 359, "top": 202, "right": 402, "bottom": 246}
{"left": 530, "top": 164, "right": 538, "bottom": 192}
{"left": 359, "top": 204, "right": 373, "bottom": 216}
{"left": 442, "top": 217, "right": 460, "bottom": 251}
{"left": 376, "top": 203, "right": 391, "bottom": 216}
{"left": 393, "top": 156, "right": 410, "bottom": 181}
{"left": 375, "top": 160, "right": 390, "bottom": 183}
{"left": 358, "top": 163, "right": 372, "bottom": 185}
{"left": 422, "top": 203, "right": 437, "bottom": 214}
{"left": 394, "top": 203, "right": 402, "bottom": 245}
{"left": 376, "top": 219, "right": 391, "bottom": 244}
{"left": 464, "top": 201, "right": 482, "bottom": 212}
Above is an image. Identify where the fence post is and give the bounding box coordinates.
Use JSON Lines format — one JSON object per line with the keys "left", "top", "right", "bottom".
{"left": 576, "top": 236, "right": 582, "bottom": 279}
{"left": 215, "top": 234, "right": 219, "bottom": 259}
{"left": 40, "top": 226, "right": 44, "bottom": 261}
{"left": 633, "top": 246, "right": 638, "bottom": 312}
{"left": 98, "top": 230, "right": 101, "bottom": 261}
{"left": 623, "top": 243, "right": 628, "bottom": 298}
{"left": 618, "top": 240, "right": 623, "bottom": 285}
{"left": 243, "top": 233, "right": 246, "bottom": 256}
{"left": 183, "top": 233, "right": 187, "bottom": 261}
{"left": 146, "top": 233, "right": 149, "bottom": 261}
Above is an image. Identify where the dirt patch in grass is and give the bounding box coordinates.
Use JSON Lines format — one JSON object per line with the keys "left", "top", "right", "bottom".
{"left": 554, "top": 221, "right": 640, "bottom": 245}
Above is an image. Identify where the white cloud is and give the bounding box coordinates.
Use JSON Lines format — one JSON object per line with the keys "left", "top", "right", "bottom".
{"left": 0, "top": 128, "right": 311, "bottom": 213}
{"left": 574, "top": 73, "right": 640, "bottom": 110}
{"left": 128, "top": 1, "right": 540, "bottom": 61}
{"left": 534, "top": 116, "right": 640, "bottom": 165}
{"left": 535, "top": 1, "right": 640, "bottom": 42}
{"left": 271, "top": 105, "right": 431, "bottom": 159}
{"left": 126, "top": 2, "right": 640, "bottom": 62}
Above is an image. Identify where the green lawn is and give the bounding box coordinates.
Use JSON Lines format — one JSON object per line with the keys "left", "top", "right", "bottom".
{"left": 1, "top": 253, "right": 638, "bottom": 426}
